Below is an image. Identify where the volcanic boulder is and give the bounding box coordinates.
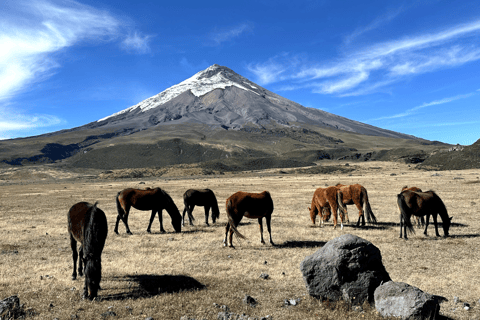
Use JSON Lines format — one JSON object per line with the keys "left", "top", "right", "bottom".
{"left": 374, "top": 281, "right": 443, "bottom": 320}
{"left": 300, "top": 234, "right": 391, "bottom": 305}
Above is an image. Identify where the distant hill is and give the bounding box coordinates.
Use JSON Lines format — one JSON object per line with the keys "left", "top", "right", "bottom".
{"left": 418, "top": 139, "right": 480, "bottom": 170}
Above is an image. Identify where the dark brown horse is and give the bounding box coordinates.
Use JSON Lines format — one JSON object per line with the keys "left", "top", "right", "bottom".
{"left": 115, "top": 188, "right": 182, "bottom": 234}
{"left": 336, "top": 184, "right": 377, "bottom": 227}
{"left": 224, "top": 191, "right": 274, "bottom": 247}
{"left": 308, "top": 186, "right": 347, "bottom": 229}
{"left": 401, "top": 186, "right": 425, "bottom": 227}
{"left": 182, "top": 188, "right": 220, "bottom": 226}
{"left": 68, "top": 202, "right": 108, "bottom": 300}
{"left": 397, "top": 190, "right": 452, "bottom": 239}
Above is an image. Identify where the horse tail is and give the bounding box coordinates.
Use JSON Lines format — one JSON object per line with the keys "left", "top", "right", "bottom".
{"left": 362, "top": 188, "right": 377, "bottom": 224}
{"left": 116, "top": 192, "right": 126, "bottom": 220}
{"left": 226, "top": 199, "right": 246, "bottom": 240}
{"left": 397, "top": 193, "right": 415, "bottom": 235}
{"left": 336, "top": 190, "right": 347, "bottom": 220}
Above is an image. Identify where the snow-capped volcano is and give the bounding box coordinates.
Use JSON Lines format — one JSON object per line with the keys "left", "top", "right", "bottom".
{"left": 93, "top": 64, "right": 412, "bottom": 139}
{"left": 98, "top": 64, "right": 261, "bottom": 122}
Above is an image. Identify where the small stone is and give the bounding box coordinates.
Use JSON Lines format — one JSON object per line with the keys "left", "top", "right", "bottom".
{"left": 259, "top": 273, "right": 269, "bottom": 280}
{"left": 101, "top": 311, "right": 117, "bottom": 318}
{"left": 463, "top": 302, "right": 470, "bottom": 310}
{"left": 289, "top": 299, "right": 297, "bottom": 306}
{"left": 454, "top": 296, "right": 460, "bottom": 304}
{"left": 145, "top": 317, "right": 154, "bottom": 320}
{"left": 264, "top": 261, "right": 267, "bottom": 265}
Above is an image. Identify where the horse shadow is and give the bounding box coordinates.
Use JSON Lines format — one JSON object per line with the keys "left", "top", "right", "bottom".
{"left": 277, "top": 240, "right": 326, "bottom": 248}
{"left": 100, "top": 274, "right": 205, "bottom": 301}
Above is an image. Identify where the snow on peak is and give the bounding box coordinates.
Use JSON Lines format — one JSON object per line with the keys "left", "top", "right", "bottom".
{"left": 98, "top": 64, "right": 258, "bottom": 122}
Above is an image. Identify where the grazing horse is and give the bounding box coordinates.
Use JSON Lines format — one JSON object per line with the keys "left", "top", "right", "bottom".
{"left": 308, "top": 186, "right": 347, "bottom": 229}
{"left": 115, "top": 188, "right": 182, "bottom": 234}
{"left": 335, "top": 184, "right": 377, "bottom": 227}
{"left": 224, "top": 191, "right": 274, "bottom": 247}
{"left": 68, "top": 202, "right": 108, "bottom": 300}
{"left": 182, "top": 188, "right": 220, "bottom": 226}
{"left": 401, "top": 186, "right": 425, "bottom": 227}
{"left": 397, "top": 190, "right": 452, "bottom": 239}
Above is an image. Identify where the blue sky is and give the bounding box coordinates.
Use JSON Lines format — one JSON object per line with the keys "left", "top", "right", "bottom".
{"left": 2, "top": 0, "right": 480, "bottom": 145}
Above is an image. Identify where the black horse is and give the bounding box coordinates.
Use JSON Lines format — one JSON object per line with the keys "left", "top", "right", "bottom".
{"left": 182, "top": 188, "right": 220, "bottom": 226}
{"left": 397, "top": 190, "right": 452, "bottom": 240}
{"left": 115, "top": 188, "right": 182, "bottom": 234}
{"left": 68, "top": 202, "right": 108, "bottom": 300}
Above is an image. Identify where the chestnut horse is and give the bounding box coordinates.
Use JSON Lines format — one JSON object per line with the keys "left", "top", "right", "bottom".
{"left": 335, "top": 184, "right": 377, "bottom": 227}
{"left": 308, "top": 186, "right": 347, "bottom": 229}
{"left": 397, "top": 190, "right": 452, "bottom": 239}
{"left": 115, "top": 188, "right": 182, "bottom": 234}
{"left": 68, "top": 202, "right": 108, "bottom": 300}
{"left": 224, "top": 191, "right": 274, "bottom": 247}
{"left": 182, "top": 188, "right": 220, "bottom": 226}
{"left": 401, "top": 186, "right": 424, "bottom": 227}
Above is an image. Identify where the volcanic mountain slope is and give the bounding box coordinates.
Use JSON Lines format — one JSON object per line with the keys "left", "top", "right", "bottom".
{"left": 87, "top": 64, "right": 412, "bottom": 139}
{"left": 0, "top": 64, "right": 448, "bottom": 171}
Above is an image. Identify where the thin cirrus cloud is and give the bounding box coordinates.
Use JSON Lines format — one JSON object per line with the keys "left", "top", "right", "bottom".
{"left": 0, "top": 0, "right": 150, "bottom": 136}
{"left": 369, "top": 92, "right": 476, "bottom": 121}
{"left": 247, "top": 19, "right": 480, "bottom": 96}
{"left": 207, "top": 22, "right": 253, "bottom": 46}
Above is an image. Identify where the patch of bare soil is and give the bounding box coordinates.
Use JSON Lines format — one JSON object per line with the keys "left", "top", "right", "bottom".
{"left": 0, "top": 161, "right": 479, "bottom": 319}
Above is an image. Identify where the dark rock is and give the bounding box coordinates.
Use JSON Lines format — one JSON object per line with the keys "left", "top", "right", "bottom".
{"left": 259, "top": 273, "right": 269, "bottom": 280}
{"left": 0, "top": 296, "right": 25, "bottom": 319}
{"left": 243, "top": 295, "right": 257, "bottom": 307}
{"left": 374, "top": 281, "right": 443, "bottom": 320}
{"left": 300, "top": 234, "right": 391, "bottom": 305}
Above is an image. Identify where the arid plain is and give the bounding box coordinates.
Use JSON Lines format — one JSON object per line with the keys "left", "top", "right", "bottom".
{"left": 1, "top": 161, "right": 479, "bottom": 319}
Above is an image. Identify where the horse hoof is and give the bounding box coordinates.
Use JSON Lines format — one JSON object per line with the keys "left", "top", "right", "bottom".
{"left": 127, "top": 232, "right": 133, "bottom": 235}
{"left": 114, "top": 230, "right": 119, "bottom": 235}
{"left": 147, "top": 230, "right": 151, "bottom": 234}
{"left": 72, "top": 276, "right": 77, "bottom": 280}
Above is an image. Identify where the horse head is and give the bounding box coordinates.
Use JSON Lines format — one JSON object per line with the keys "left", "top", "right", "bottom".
{"left": 443, "top": 216, "right": 453, "bottom": 237}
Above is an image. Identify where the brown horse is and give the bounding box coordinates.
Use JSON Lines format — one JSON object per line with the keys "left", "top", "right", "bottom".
{"left": 182, "top": 188, "right": 220, "bottom": 226}
{"left": 401, "top": 186, "right": 424, "bottom": 227}
{"left": 68, "top": 202, "right": 108, "bottom": 300}
{"left": 335, "top": 184, "right": 377, "bottom": 227}
{"left": 224, "top": 191, "right": 274, "bottom": 247}
{"left": 308, "top": 186, "right": 347, "bottom": 229}
{"left": 397, "top": 190, "right": 452, "bottom": 239}
{"left": 115, "top": 188, "right": 182, "bottom": 234}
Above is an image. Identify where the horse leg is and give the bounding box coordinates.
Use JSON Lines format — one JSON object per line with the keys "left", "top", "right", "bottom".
{"left": 78, "top": 245, "right": 84, "bottom": 277}
{"left": 157, "top": 209, "right": 166, "bottom": 233}
{"left": 399, "top": 214, "right": 407, "bottom": 239}
{"left": 186, "top": 205, "right": 195, "bottom": 226}
{"left": 266, "top": 214, "right": 274, "bottom": 246}
{"left": 182, "top": 207, "right": 187, "bottom": 227}
{"left": 147, "top": 210, "right": 156, "bottom": 233}
{"left": 204, "top": 206, "right": 210, "bottom": 226}
{"left": 432, "top": 214, "right": 440, "bottom": 237}
{"left": 258, "top": 218, "right": 265, "bottom": 244}
{"left": 70, "top": 235, "right": 78, "bottom": 280}
{"left": 223, "top": 222, "right": 230, "bottom": 247}
{"left": 423, "top": 214, "right": 431, "bottom": 236}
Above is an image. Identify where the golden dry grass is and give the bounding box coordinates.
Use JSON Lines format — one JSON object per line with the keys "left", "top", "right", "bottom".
{"left": 1, "top": 161, "right": 479, "bottom": 319}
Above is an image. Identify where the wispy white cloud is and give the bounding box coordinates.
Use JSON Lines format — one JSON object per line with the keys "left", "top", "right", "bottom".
{"left": 248, "top": 19, "right": 480, "bottom": 96}
{"left": 0, "top": 0, "right": 122, "bottom": 102}
{"left": 207, "top": 22, "right": 253, "bottom": 46}
{"left": 344, "top": 6, "right": 405, "bottom": 45}
{"left": 369, "top": 92, "right": 476, "bottom": 121}
{"left": 121, "top": 32, "right": 154, "bottom": 54}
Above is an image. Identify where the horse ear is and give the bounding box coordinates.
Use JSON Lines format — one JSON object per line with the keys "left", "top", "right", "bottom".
{"left": 449, "top": 217, "right": 453, "bottom": 221}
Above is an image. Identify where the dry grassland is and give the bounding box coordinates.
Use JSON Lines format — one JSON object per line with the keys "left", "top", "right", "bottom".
{"left": 1, "top": 161, "right": 480, "bottom": 319}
